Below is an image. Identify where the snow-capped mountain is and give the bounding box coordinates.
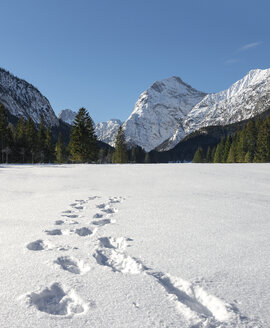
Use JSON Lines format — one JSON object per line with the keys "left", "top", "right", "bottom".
{"left": 0, "top": 68, "right": 58, "bottom": 126}
{"left": 122, "top": 77, "right": 206, "bottom": 151}
{"left": 58, "top": 109, "right": 77, "bottom": 125}
{"left": 163, "top": 68, "right": 270, "bottom": 150}
{"left": 95, "top": 119, "right": 122, "bottom": 146}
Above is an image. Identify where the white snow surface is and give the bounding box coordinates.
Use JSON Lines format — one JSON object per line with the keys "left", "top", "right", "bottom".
{"left": 95, "top": 119, "right": 122, "bottom": 146}
{"left": 165, "top": 69, "right": 270, "bottom": 150}
{"left": 58, "top": 109, "right": 77, "bottom": 125}
{"left": 0, "top": 164, "right": 269, "bottom": 328}
{"left": 0, "top": 68, "right": 59, "bottom": 126}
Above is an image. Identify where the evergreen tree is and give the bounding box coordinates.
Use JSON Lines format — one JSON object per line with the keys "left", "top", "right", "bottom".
{"left": 227, "top": 140, "right": 237, "bottom": 163}
{"left": 113, "top": 126, "right": 128, "bottom": 163}
{"left": 55, "top": 133, "right": 66, "bottom": 163}
{"left": 144, "top": 152, "right": 151, "bottom": 163}
{"left": 206, "top": 146, "right": 212, "bottom": 163}
{"left": 69, "top": 108, "right": 98, "bottom": 163}
{"left": 0, "top": 103, "right": 9, "bottom": 163}
{"left": 44, "top": 128, "right": 55, "bottom": 163}
{"left": 245, "top": 120, "right": 257, "bottom": 160}
{"left": 254, "top": 120, "right": 270, "bottom": 162}
{"left": 193, "top": 147, "right": 204, "bottom": 163}
{"left": 37, "top": 115, "right": 46, "bottom": 162}
{"left": 25, "top": 117, "right": 37, "bottom": 163}
{"left": 213, "top": 144, "right": 222, "bottom": 163}
{"left": 222, "top": 135, "right": 232, "bottom": 163}
{"left": 236, "top": 129, "right": 247, "bottom": 163}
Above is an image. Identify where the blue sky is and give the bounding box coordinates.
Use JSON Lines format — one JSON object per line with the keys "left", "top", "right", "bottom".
{"left": 0, "top": 0, "right": 269, "bottom": 123}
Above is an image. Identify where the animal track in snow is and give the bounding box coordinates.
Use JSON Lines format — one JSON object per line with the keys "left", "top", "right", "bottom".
{"left": 44, "top": 229, "right": 62, "bottom": 236}
{"left": 26, "top": 239, "right": 54, "bottom": 251}
{"left": 62, "top": 210, "right": 72, "bottom": 214}
{"left": 54, "top": 256, "right": 90, "bottom": 275}
{"left": 25, "top": 282, "right": 88, "bottom": 316}
{"left": 109, "top": 196, "right": 125, "bottom": 204}
{"left": 96, "top": 203, "right": 106, "bottom": 209}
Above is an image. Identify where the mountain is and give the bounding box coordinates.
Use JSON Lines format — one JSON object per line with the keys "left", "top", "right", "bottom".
{"left": 162, "top": 68, "right": 270, "bottom": 150}
{"left": 122, "top": 77, "right": 206, "bottom": 152}
{"left": 0, "top": 68, "right": 58, "bottom": 126}
{"left": 58, "top": 109, "right": 77, "bottom": 125}
{"left": 95, "top": 119, "right": 122, "bottom": 146}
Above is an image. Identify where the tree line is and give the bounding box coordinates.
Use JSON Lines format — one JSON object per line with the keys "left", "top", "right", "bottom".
{"left": 0, "top": 104, "right": 151, "bottom": 164}
{"left": 193, "top": 115, "right": 270, "bottom": 163}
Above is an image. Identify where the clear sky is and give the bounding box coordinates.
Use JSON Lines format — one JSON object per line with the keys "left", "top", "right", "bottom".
{"left": 0, "top": 0, "right": 269, "bottom": 123}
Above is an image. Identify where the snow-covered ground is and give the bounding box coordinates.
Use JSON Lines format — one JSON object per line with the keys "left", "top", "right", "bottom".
{"left": 0, "top": 164, "right": 269, "bottom": 328}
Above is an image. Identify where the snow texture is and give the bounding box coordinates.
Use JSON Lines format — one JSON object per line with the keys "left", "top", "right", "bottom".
{"left": 0, "top": 68, "right": 58, "bottom": 126}
{"left": 0, "top": 164, "right": 268, "bottom": 328}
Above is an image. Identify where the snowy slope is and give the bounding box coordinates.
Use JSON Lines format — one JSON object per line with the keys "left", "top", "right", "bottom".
{"left": 0, "top": 164, "right": 268, "bottom": 328}
{"left": 122, "top": 77, "right": 206, "bottom": 151}
{"left": 164, "top": 69, "right": 270, "bottom": 150}
{"left": 0, "top": 68, "right": 58, "bottom": 126}
{"left": 58, "top": 109, "right": 77, "bottom": 125}
{"left": 95, "top": 119, "right": 122, "bottom": 146}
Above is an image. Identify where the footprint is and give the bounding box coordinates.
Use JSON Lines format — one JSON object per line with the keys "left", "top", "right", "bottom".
{"left": 92, "top": 219, "right": 112, "bottom": 226}
{"left": 88, "top": 196, "right": 100, "bottom": 200}
{"left": 98, "top": 237, "right": 130, "bottom": 251}
{"left": 74, "top": 206, "right": 84, "bottom": 210}
{"left": 62, "top": 214, "right": 78, "bottom": 219}
{"left": 25, "top": 282, "right": 88, "bottom": 316}
{"left": 44, "top": 229, "right": 62, "bottom": 236}
{"left": 96, "top": 203, "right": 106, "bottom": 209}
{"left": 101, "top": 207, "right": 117, "bottom": 214}
{"left": 54, "top": 256, "right": 90, "bottom": 275}
{"left": 62, "top": 210, "right": 72, "bottom": 214}
{"left": 93, "top": 213, "right": 103, "bottom": 219}
{"left": 26, "top": 240, "right": 54, "bottom": 251}
{"left": 94, "top": 249, "right": 145, "bottom": 274}
{"left": 55, "top": 220, "right": 65, "bottom": 225}
{"left": 75, "top": 227, "right": 92, "bottom": 237}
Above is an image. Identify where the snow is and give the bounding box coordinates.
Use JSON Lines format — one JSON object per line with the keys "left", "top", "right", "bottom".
{"left": 0, "top": 68, "right": 59, "bottom": 126}
{"left": 0, "top": 164, "right": 269, "bottom": 327}
{"left": 166, "top": 68, "right": 270, "bottom": 149}
{"left": 95, "top": 119, "right": 122, "bottom": 147}
{"left": 58, "top": 109, "right": 77, "bottom": 125}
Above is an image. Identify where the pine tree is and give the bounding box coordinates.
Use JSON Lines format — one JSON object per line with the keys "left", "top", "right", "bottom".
{"left": 37, "top": 115, "right": 46, "bottom": 162}
{"left": 113, "top": 126, "right": 128, "bottom": 163}
{"left": 193, "top": 147, "right": 204, "bottom": 163}
{"left": 25, "top": 117, "right": 37, "bottom": 163}
{"left": 144, "top": 152, "right": 151, "bottom": 163}
{"left": 206, "top": 146, "right": 212, "bottom": 163}
{"left": 227, "top": 140, "right": 237, "bottom": 163}
{"left": 44, "top": 128, "right": 55, "bottom": 163}
{"left": 213, "top": 144, "right": 222, "bottom": 163}
{"left": 236, "top": 130, "right": 247, "bottom": 162}
{"left": 55, "top": 133, "right": 66, "bottom": 163}
{"left": 222, "top": 135, "right": 232, "bottom": 163}
{"left": 254, "top": 120, "right": 270, "bottom": 162}
{"left": 15, "top": 117, "right": 27, "bottom": 162}
{"left": 245, "top": 120, "right": 257, "bottom": 160}
{"left": 0, "top": 103, "right": 9, "bottom": 163}
{"left": 69, "top": 108, "right": 98, "bottom": 163}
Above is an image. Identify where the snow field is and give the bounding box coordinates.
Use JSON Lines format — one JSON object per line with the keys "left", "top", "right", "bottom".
{"left": 0, "top": 164, "right": 269, "bottom": 327}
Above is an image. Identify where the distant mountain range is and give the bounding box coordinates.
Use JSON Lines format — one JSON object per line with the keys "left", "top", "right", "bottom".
{"left": 1, "top": 67, "right": 270, "bottom": 155}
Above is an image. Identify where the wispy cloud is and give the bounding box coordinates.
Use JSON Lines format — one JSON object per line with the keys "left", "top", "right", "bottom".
{"left": 237, "top": 42, "right": 262, "bottom": 52}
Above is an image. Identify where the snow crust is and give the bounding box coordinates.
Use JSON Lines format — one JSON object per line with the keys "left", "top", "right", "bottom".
{"left": 0, "top": 164, "right": 269, "bottom": 327}
{"left": 58, "top": 109, "right": 77, "bottom": 125}
{"left": 0, "top": 68, "right": 59, "bottom": 126}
